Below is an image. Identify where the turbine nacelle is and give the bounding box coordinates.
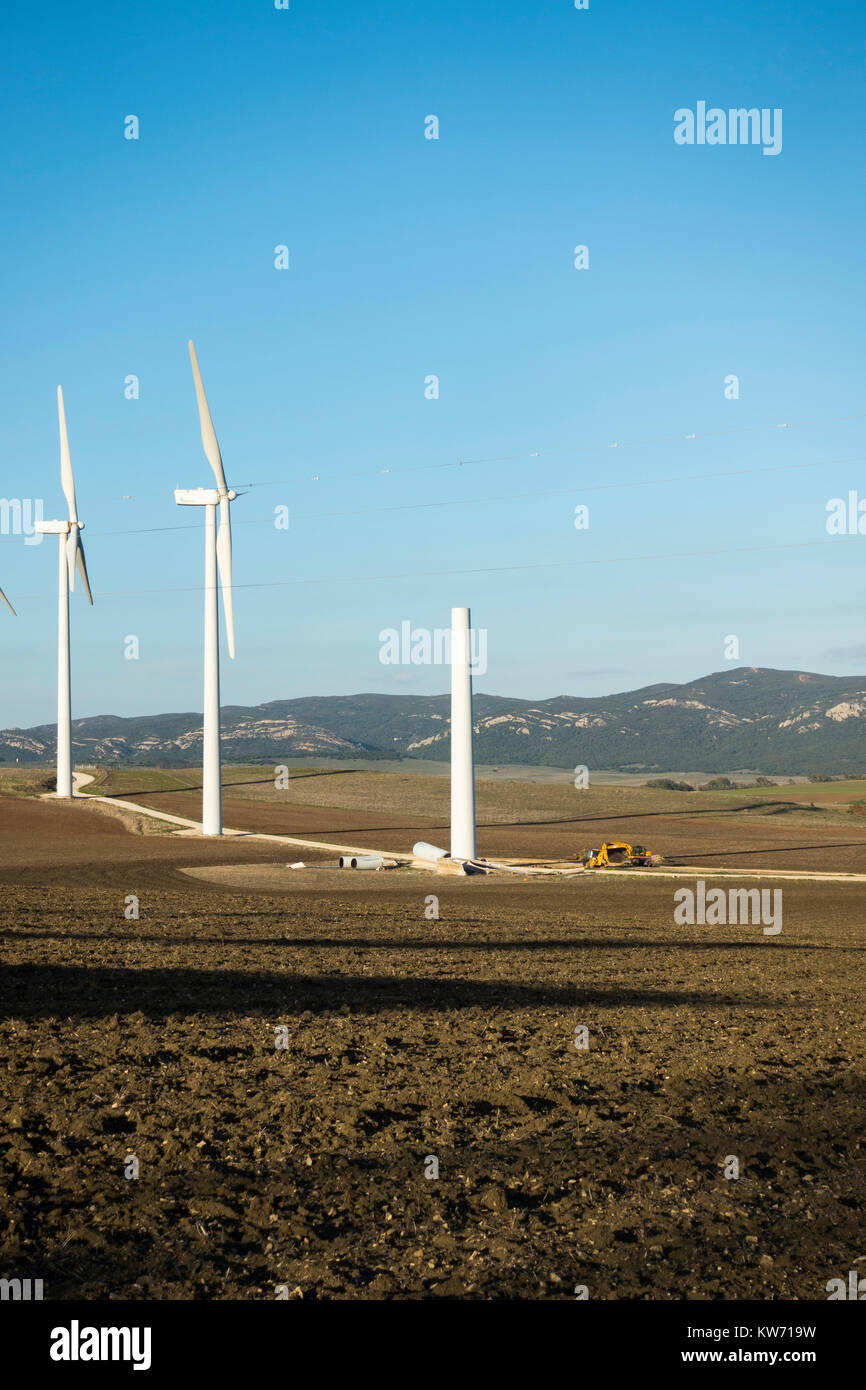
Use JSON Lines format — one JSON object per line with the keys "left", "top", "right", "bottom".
{"left": 174, "top": 487, "right": 237, "bottom": 506}
{"left": 34, "top": 519, "right": 83, "bottom": 534}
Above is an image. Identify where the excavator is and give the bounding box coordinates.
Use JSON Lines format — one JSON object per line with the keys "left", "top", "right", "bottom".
{"left": 579, "top": 842, "right": 653, "bottom": 869}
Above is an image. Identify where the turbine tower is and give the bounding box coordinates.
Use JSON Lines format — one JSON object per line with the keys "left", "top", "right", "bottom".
{"left": 175, "top": 341, "right": 238, "bottom": 837}
{"left": 450, "top": 605, "right": 477, "bottom": 860}
{"left": 34, "top": 387, "right": 93, "bottom": 798}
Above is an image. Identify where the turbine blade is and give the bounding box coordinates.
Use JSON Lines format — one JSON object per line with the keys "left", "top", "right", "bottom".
{"left": 57, "top": 386, "right": 78, "bottom": 523}
{"left": 66, "top": 527, "right": 78, "bottom": 591}
{"left": 0, "top": 584, "right": 16, "bottom": 616}
{"left": 188, "top": 341, "right": 227, "bottom": 493}
{"left": 75, "top": 534, "right": 94, "bottom": 606}
{"left": 216, "top": 495, "right": 235, "bottom": 658}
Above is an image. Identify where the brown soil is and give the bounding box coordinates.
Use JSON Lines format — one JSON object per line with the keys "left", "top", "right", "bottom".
{"left": 0, "top": 792, "right": 864, "bottom": 1300}
{"left": 118, "top": 786, "right": 866, "bottom": 872}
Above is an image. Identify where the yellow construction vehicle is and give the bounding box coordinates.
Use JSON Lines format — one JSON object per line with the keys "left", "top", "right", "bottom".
{"left": 579, "top": 841, "right": 652, "bottom": 869}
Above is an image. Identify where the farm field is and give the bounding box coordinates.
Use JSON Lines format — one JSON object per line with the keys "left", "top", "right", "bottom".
{"left": 0, "top": 775, "right": 864, "bottom": 1300}
{"left": 68, "top": 765, "right": 866, "bottom": 871}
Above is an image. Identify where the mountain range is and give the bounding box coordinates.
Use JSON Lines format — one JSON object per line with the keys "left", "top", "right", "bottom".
{"left": 2, "top": 667, "right": 866, "bottom": 775}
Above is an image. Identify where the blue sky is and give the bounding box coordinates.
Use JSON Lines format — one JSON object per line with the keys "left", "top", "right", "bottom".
{"left": 1, "top": 0, "right": 865, "bottom": 727}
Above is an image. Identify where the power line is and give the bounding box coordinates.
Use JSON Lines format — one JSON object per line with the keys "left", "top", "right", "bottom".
{"left": 78, "top": 409, "right": 866, "bottom": 505}
{"left": 82, "top": 451, "right": 866, "bottom": 540}
{"left": 10, "top": 535, "right": 864, "bottom": 605}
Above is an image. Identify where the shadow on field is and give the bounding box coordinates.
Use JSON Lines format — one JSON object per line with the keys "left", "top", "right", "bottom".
{"left": 100, "top": 778, "right": 270, "bottom": 798}
{"left": 0, "top": 929, "right": 845, "bottom": 953}
{"left": 98, "top": 770, "right": 364, "bottom": 798}
{"left": 0, "top": 963, "right": 774, "bottom": 1019}
{"left": 470, "top": 806, "right": 773, "bottom": 828}
{"left": 669, "top": 841, "right": 866, "bottom": 860}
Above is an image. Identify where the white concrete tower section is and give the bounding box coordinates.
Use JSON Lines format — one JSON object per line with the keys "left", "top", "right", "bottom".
{"left": 201, "top": 499, "right": 222, "bottom": 836}
{"left": 450, "top": 605, "right": 477, "bottom": 860}
{"left": 56, "top": 529, "right": 72, "bottom": 797}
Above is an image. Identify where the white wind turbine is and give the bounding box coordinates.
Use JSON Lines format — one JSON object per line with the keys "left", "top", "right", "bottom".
{"left": 175, "top": 340, "right": 238, "bottom": 837}
{"left": 34, "top": 387, "right": 93, "bottom": 798}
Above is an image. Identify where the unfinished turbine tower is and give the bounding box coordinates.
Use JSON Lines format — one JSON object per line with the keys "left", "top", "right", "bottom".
{"left": 175, "top": 341, "right": 239, "bottom": 837}
{"left": 450, "top": 605, "right": 477, "bottom": 860}
{"left": 34, "top": 387, "right": 93, "bottom": 798}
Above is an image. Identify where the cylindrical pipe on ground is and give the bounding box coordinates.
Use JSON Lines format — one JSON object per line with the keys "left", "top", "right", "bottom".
{"left": 340, "top": 853, "right": 385, "bottom": 870}
{"left": 450, "top": 605, "right": 476, "bottom": 861}
{"left": 412, "top": 841, "right": 448, "bottom": 862}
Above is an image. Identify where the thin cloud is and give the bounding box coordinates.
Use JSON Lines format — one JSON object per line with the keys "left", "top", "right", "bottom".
{"left": 821, "top": 644, "right": 866, "bottom": 661}
{"left": 565, "top": 669, "right": 634, "bottom": 679}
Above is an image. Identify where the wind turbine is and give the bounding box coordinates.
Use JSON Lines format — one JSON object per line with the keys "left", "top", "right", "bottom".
{"left": 175, "top": 341, "right": 238, "bottom": 837}
{"left": 450, "top": 606, "right": 477, "bottom": 860}
{"left": 34, "top": 387, "right": 93, "bottom": 798}
{"left": 0, "top": 586, "right": 16, "bottom": 615}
